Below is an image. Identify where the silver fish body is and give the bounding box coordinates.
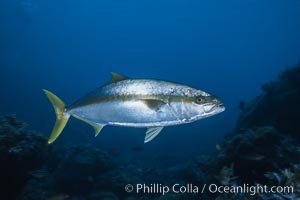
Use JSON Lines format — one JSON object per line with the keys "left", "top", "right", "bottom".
{"left": 69, "top": 79, "right": 224, "bottom": 127}
{"left": 43, "top": 73, "right": 225, "bottom": 144}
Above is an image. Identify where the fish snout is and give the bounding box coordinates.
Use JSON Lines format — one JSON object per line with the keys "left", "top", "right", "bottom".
{"left": 203, "top": 96, "right": 225, "bottom": 113}
{"left": 212, "top": 97, "right": 223, "bottom": 106}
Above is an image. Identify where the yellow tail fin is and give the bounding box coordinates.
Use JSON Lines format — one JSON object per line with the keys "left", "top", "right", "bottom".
{"left": 43, "top": 89, "right": 70, "bottom": 144}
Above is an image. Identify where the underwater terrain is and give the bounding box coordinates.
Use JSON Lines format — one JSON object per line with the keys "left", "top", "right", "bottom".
{"left": 1, "top": 64, "right": 300, "bottom": 200}
{"left": 1, "top": 1, "right": 300, "bottom": 200}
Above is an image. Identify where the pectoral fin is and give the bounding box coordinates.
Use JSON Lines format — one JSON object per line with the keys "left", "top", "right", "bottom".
{"left": 144, "top": 127, "right": 164, "bottom": 143}
{"left": 72, "top": 115, "right": 105, "bottom": 137}
{"left": 142, "top": 99, "right": 166, "bottom": 110}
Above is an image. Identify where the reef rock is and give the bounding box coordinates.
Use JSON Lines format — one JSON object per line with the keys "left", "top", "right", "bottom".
{"left": 202, "top": 64, "right": 300, "bottom": 199}
{"left": 0, "top": 115, "right": 49, "bottom": 200}
{"left": 53, "top": 145, "right": 116, "bottom": 194}
{"left": 236, "top": 65, "right": 300, "bottom": 141}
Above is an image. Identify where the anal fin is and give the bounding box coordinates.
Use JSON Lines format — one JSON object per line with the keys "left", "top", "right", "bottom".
{"left": 72, "top": 115, "right": 105, "bottom": 137}
{"left": 93, "top": 124, "right": 104, "bottom": 137}
{"left": 144, "top": 127, "right": 164, "bottom": 143}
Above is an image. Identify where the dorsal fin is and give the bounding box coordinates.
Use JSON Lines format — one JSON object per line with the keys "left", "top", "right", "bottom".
{"left": 110, "top": 72, "right": 128, "bottom": 83}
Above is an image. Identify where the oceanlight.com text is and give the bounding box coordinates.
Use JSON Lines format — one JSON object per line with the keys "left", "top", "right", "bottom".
{"left": 124, "top": 183, "right": 294, "bottom": 196}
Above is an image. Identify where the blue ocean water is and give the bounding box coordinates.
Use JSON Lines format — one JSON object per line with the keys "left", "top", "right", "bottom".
{"left": 1, "top": 0, "right": 300, "bottom": 161}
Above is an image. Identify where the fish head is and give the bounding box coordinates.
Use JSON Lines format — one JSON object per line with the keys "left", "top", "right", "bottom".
{"left": 191, "top": 91, "right": 225, "bottom": 120}
{"left": 171, "top": 88, "right": 225, "bottom": 122}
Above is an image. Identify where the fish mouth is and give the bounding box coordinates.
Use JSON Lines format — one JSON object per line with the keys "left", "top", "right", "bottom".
{"left": 218, "top": 104, "right": 226, "bottom": 112}
{"left": 203, "top": 103, "right": 225, "bottom": 113}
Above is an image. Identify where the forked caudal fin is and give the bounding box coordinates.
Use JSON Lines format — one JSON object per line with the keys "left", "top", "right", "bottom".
{"left": 43, "top": 89, "right": 70, "bottom": 144}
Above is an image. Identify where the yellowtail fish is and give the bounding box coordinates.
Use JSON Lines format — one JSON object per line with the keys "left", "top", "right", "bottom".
{"left": 44, "top": 73, "right": 225, "bottom": 144}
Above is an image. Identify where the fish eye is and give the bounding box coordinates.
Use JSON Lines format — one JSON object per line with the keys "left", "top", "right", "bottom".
{"left": 195, "top": 96, "right": 204, "bottom": 104}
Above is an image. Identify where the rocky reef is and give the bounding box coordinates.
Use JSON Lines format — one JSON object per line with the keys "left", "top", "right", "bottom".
{"left": 237, "top": 66, "right": 300, "bottom": 142}
{"left": 1, "top": 64, "right": 300, "bottom": 200}
{"left": 0, "top": 115, "right": 192, "bottom": 200}
{"left": 0, "top": 116, "right": 49, "bottom": 200}
{"left": 201, "top": 64, "right": 300, "bottom": 199}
